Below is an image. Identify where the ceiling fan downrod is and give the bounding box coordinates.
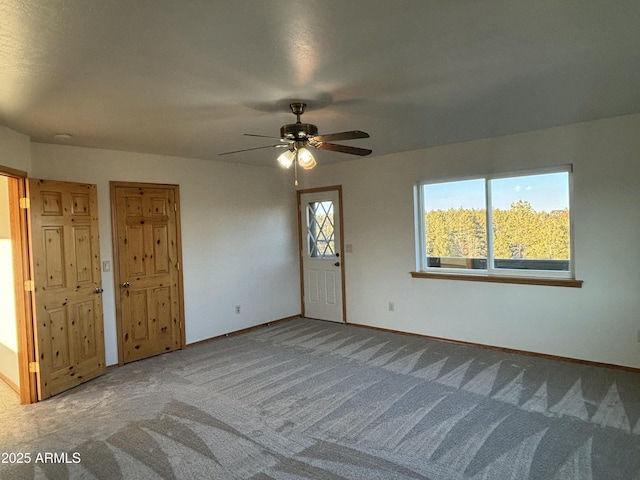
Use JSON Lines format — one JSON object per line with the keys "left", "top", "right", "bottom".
{"left": 280, "top": 103, "right": 318, "bottom": 140}
{"left": 290, "top": 102, "right": 305, "bottom": 122}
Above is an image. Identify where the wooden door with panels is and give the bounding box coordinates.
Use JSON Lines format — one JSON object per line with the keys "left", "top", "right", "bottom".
{"left": 111, "top": 182, "right": 185, "bottom": 364}
{"left": 29, "top": 179, "right": 106, "bottom": 400}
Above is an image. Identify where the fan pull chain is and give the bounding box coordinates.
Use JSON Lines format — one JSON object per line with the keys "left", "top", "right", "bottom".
{"left": 294, "top": 150, "right": 299, "bottom": 186}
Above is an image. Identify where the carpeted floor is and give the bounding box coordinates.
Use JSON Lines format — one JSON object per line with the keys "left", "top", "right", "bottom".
{"left": 1, "top": 317, "right": 639, "bottom": 479}
{"left": 0, "top": 378, "right": 19, "bottom": 413}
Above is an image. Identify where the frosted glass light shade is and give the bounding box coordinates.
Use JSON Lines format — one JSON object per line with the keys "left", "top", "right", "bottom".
{"left": 277, "top": 150, "right": 295, "bottom": 168}
{"left": 297, "top": 148, "right": 316, "bottom": 169}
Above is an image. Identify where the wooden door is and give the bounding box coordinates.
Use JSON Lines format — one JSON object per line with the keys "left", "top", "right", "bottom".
{"left": 111, "top": 183, "right": 184, "bottom": 364}
{"left": 298, "top": 187, "right": 345, "bottom": 323}
{"left": 29, "top": 179, "right": 105, "bottom": 400}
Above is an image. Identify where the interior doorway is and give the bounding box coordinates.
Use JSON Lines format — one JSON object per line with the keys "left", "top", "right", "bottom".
{"left": 2, "top": 167, "right": 110, "bottom": 404}
{"left": 0, "top": 175, "right": 19, "bottom": 398}
{"left": 0, "top": 165, "right": 36, "bottom": 404}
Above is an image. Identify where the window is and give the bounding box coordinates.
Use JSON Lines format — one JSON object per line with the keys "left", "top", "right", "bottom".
{"left": 415, "top": 166, "right": 574, "bottom": 280}
{"left": 307, "top": 201, "right": 335, "bottom": 258}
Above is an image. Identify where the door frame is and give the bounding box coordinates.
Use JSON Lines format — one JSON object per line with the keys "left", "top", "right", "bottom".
{"left": 110, "top": 181, "right": 186, "bottom": 366}
{"left": 296, "top": 185, "right": 347, "bottom": 323}
{"left": 0, "top": 164, "right": 37, "bottom": 404}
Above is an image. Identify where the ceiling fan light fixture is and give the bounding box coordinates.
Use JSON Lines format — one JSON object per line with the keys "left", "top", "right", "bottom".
{"left": 219, "top": 101, "right": 370, "bottom": 179}
{"left": 277, "top": 149, "right": 295, "bottom": 168}
{"left": 297, "top": 147, "right": 316, "bottom": 169}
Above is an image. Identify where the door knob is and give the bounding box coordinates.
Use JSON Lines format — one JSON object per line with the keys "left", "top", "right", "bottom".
{"left": 334, "top": 262, "right": 340, "bottom": 267}
{"left": 95, "top": 287, "right": 104, "bottom": 294}
{"left": 121, "top": 282, "right": 131, "bottom": 288}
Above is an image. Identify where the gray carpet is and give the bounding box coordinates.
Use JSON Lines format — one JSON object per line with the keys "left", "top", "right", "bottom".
{"left": 1, "top": 317, "right": 639, "bottom": 479}
{"left": 0, "top": 378, "right": 19, "bottom": 413}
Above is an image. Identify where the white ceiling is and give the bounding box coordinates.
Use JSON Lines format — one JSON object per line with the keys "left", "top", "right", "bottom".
{"left": 1, "top": 0, "right": 639, "bottom": 167}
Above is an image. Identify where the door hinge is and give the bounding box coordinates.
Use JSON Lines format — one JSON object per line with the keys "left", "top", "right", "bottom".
{"left": 19, "top": 197, "right": 30, "bottom": 209}
{"left": 174, "top": 203, "right": 177, "bottom": 212}
{"left": 24, "top": 280, "right": 35, "bottom": 292}
{"left": 29, "top": 362, "right": 39, "bottom": 373}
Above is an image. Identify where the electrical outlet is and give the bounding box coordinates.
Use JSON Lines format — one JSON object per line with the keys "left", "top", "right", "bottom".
{"left": 388, "top": 302, "right": 395, "bottom": 312}
{"left": 235, "top": 305, "right": 241, "bottom": 315}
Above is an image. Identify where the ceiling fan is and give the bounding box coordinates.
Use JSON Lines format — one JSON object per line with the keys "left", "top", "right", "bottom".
{"left": 219, "top": 103, "right": 371, "bottom": 180}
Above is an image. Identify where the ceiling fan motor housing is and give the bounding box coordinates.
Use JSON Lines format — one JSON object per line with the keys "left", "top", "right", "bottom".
{"left": 281, "top": 122, "right": 318, "bottom": 140}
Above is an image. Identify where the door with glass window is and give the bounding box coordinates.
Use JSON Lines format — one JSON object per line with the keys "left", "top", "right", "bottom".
{"left": 298, "top": 187, "right": 345, "bottom": 323}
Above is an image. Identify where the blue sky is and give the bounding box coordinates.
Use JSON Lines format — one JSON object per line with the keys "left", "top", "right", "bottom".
{"left": 424, "top": 172, "right": 569, "bottom": 212}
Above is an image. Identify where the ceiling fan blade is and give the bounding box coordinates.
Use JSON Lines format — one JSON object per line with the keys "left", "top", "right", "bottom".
{"left": 314, "top": 143, "right": 372, "bottom": 156}
{"left": 312, "top": 130, "right": 369, "bottom": 142}
{"left": 243, "top": 133, "right": 285, "bottom": 140}
{"left": 219, "top": 144, "right": 289, "bottom": 156}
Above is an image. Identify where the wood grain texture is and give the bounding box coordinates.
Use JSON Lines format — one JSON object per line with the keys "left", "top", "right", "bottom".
{"left": 410, "top": 271, "right": 583, "bottom": 288}
{"left": 29, "top": 179, "right": 105, "bottom": 399}
{"left": 111, "top": 182, "right": 184, "bottom": 364}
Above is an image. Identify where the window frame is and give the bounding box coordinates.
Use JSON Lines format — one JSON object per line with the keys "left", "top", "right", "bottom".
{"left": 414, "top": 165, "right": 577, "bottom": 282}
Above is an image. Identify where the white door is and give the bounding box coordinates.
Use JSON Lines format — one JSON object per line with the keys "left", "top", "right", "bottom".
{"left": 299, "top": 188, "right": 344, "bottom": 323}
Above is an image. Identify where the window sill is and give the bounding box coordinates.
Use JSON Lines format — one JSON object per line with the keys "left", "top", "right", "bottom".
{"left": 410, "top": 271, "right": 583, "bottom": 288}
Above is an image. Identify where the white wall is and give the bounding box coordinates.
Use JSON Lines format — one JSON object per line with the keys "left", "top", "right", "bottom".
{"left": 0, "top": 125, "right": 31, "bottom": 173}
{"left": 0, "top": 176, "right": 9, "bottom": 238}
{"left": 31, "top": 144, "right": 301, "bottom": 366}
{"left": 307, "top": 114, "right": 640, "bottom": 369}
{"left": 5, "top": 115, "right": 640, "bottom": 372}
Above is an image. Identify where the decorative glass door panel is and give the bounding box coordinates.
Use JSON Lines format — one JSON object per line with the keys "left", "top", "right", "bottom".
{"left": 307, "top": 201, "right": 335, "bottom": 258}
